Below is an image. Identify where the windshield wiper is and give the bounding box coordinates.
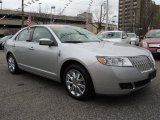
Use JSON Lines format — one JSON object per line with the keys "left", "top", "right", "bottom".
{"left": 63, "top": 41, "right": 83, "bottom": 43}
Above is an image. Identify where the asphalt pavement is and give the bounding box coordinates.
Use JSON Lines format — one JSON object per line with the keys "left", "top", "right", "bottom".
{"left": 0, "top": 50, "right": 160, "bottom": 120}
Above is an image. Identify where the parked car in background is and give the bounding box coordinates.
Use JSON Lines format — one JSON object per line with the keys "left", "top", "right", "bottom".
{"left": 97, "top": 31, "right": 130, "bottom": 44}
{"left": 5, "top": 25, "right": 156, "bottom": 100}
{"left": 140, "top": 29, "right": 160, "bottom": 55}
{"left": 0, "top": 35, "right": 13, "bottom": 50}
{"left": 127, "top": 33, "right": 139, "bottom": 45}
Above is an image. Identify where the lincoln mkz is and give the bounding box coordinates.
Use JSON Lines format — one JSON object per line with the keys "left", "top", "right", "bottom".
{"left": 5, "top": 25, "right": 157, "bottom": 100}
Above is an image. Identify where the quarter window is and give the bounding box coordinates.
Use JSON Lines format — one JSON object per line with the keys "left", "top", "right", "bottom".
{"left": 32, "top": 27, "right": 52, "bottom": 42}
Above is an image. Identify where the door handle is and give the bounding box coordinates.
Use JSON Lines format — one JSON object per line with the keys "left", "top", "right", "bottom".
{"left": 28, "top": 47, "right": 34, "bottom": 50}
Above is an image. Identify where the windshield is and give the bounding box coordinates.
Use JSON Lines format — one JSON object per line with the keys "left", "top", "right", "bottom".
{"left": 127, "top": 33, "right": 136, "bottom": 38}
{"left": 51, "top": 26, "right": 101, "bottom": 43}
{"left": 146, "top": 30, "right": 160, "bottom": 38}
{"left": 98, "top": 32, "right": 121, "bottom": 39}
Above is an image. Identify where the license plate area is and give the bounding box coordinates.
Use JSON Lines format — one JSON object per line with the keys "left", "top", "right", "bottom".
{"left": 157, "top": 49, "right": 160, "bottom": 53}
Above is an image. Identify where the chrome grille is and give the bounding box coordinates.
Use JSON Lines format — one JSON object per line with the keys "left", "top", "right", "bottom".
{"left": 129, "top": 56, "right": 154, "bottom": 73}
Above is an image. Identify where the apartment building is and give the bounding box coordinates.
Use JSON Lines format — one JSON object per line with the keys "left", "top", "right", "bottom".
{"left": 118, "top": 0, "right": 155, "bottom": 35}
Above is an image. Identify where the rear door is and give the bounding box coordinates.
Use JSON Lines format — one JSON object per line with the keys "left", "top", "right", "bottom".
{"left": 13, "top": 28, "right": 34, "bottom": 66}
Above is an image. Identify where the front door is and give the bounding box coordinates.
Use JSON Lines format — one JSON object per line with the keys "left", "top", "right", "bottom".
{"left": 27, "top": 27, "right": 58, "bottom": 80}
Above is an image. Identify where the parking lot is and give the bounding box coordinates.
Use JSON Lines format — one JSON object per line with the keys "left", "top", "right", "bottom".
{"left": 0, "top": 50, "right": 160, "bottom": 120}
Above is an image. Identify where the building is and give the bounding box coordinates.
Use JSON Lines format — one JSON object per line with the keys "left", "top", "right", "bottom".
{"left": 0, "top": 9, "right": 88, "bottom": 37}
{"left": 118, "top": 0, "right": 159, "bottom": 35}
{"left": 77, "top": 12, "right": 93, "bottom": 23}
{"left": 88, "top": 23, "right": 118, "bottom": 34}
{"left": 152, "top": 4, "right": 160, "bottom": 29}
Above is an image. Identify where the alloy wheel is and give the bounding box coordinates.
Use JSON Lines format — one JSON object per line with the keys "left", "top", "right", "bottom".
{"left": 65, "top": 69, "right": 86, "bottom": 97}
{"left": 8, "top": 56, "right": 16, "bottom": 73}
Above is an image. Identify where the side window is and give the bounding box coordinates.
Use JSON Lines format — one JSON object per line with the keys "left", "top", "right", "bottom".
{"left": 16, "top": 29, "right": 33, "bottom": 41}
{"left": 32, "top": 27, "right": 52, "bottom": 42}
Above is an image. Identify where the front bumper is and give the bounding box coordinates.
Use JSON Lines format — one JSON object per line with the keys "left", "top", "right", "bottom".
{"left": 88, "top": 62, "right": 156, "bottom": 95}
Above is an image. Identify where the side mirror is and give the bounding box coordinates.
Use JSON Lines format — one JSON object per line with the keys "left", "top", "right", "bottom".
{"left": 122, "top": 36, "right": 127, "bottom": 39}
{"left": 39, "top": 38, "right": 56, "bottom": 46}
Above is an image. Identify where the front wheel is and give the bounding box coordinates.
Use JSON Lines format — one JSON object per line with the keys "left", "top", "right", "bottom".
{"left": 63, "top": 64, "right": 95, "bottom": 100}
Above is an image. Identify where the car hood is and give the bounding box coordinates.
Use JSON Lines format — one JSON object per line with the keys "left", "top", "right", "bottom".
{"left": 63, "top": 42, "right": 150, "bottom": 56}
{"left": 142, "top": 38, "right": 160, "bottom": 43}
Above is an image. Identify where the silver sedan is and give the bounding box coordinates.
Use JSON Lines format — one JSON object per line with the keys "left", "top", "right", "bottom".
{"left": 97, "top": 31, "right": 130, "bottom": 44}
{"left": 5, "top": 25, "right": 157, "bottom": 100}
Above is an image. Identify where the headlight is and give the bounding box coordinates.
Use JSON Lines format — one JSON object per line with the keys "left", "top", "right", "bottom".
{"left": 142, "top": 42, "right": 148, "bottom": 48}
{"left": 149, "top": 54, "right": 156, "bottom": 68}
{"left": 97, "top": 56, "right": 133, "bottom": 67}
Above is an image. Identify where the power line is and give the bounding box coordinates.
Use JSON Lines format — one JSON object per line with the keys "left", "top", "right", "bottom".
{"left": 59, "top": 0, "right": 73, "bottom": 15}
{"left": 87, "top": 0, "right": 93, "bottom": 12}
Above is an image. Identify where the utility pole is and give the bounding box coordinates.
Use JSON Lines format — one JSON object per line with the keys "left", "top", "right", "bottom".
{"left": 100, "top": 4, "right": 103, "bottom": 30}
{"left": 21, "top": 0, "right": 24, "bottom": 28}
{"left": 39, "top": 3, "right": 42, "bottom": 13}
{"left": 0, "top": 0, "right": 2, "bottom": 9}
{"left": 105, "top": 0, "right": 109, "bottom": 31}
{"left": 51, "top": 6, "right": 55, "bottom": 23}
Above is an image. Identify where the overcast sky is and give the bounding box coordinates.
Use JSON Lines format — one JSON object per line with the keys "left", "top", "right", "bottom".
{"left": 2, "top": 0, "right": 160, "bottom": 22}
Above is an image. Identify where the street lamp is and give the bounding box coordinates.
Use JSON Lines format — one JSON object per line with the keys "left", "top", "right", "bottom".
{"left": 51, "top": 6, "right": 56, "bottom": 23}
{"left": 105, "top": 0, "right": 109, "bottom": 31}
{"left": 51, "top": 6, "right": 55, "bottom": 23}
{"left": 51, "top": 6, "right": 55, "bottom": 13}
{"left": 39, "top": 3, "right": 42, "bottom": 13}
{"left": 21, "top": 0, "right": 24, "bottom": 28}
{"left": 0, "top": 0, "right": 2, "bottom": 9}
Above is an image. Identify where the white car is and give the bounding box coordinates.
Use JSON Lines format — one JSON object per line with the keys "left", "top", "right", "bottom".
{"left": 97, "top": 31, "right": 130, "bottom": 44}
{"left": 127, "top": 33, "right": 139, "bottom": 45}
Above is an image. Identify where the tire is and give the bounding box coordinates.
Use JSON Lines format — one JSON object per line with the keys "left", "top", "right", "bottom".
{"left": 63, "top": 64, "right": 95, "bottom": 100}
{"left": 7, "top": 54, "right": 19, "bottom": 74}
{"left": 0, "top": 44, "right": 2, "bottom": 50}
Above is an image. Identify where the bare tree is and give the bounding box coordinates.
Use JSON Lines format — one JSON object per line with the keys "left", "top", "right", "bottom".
{"left": 29, "top": 4, "right": 53, "bottom": 25}
{"left": 90, "top": 2, "right": 113, "bottom": 33}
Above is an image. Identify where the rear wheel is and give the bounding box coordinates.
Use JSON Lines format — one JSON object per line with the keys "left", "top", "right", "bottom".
{"left": 7, "top": 54, "right": 19, "bottom": 74}
{"left": 63, "top": 64, "right": 95, "bottom": 100}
